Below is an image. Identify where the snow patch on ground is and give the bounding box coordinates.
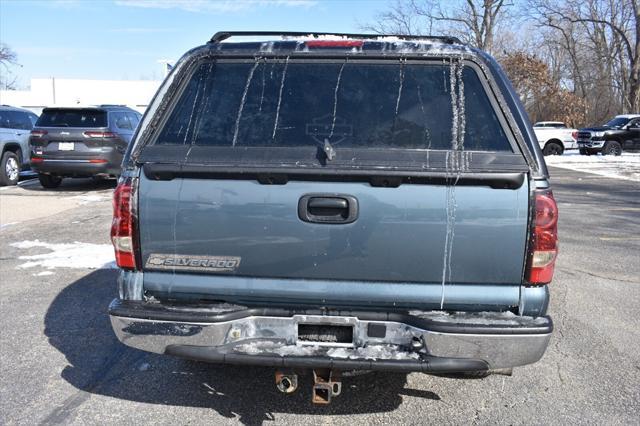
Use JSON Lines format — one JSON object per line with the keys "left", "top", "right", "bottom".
{"left": 72, "top": 194, "right": 111, "bottom": 204}
{"left": 545, "top": 152, "right": 640, "bottom": 181}
{"left": 33, "top": 271, "right": 55, "bottom": 277}
{"left": 10, "top": 240, "right": 116, "bottom": 270}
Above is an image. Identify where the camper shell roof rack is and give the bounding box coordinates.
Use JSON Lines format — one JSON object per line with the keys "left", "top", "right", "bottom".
{"left": 209, "top": 31, "right": 463, "bottom": 45}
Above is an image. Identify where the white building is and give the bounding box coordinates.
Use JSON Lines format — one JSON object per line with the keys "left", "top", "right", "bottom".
{"left": 0, "top": 78, "right": 162, "bottom": 115}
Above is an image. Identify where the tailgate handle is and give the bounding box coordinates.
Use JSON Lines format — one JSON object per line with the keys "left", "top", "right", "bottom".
{"left": 308, "top": 198, "right": 348, "bottom": 210}
{"left": 298, "top": 194, "right": 358, "bottom": 224}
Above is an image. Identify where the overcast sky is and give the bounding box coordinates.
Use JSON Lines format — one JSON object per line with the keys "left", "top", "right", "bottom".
{"left": 1, "top": 0, "right": 387, "bottom": 87}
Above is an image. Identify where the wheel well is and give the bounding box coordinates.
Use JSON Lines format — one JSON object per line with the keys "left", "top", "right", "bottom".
{"left": 604, "top": 139, "right": 621, "bottom": 144}
{"left": 545, "top": 139, "right": 563, "bottom": 147}
{"left": 2, "top": 143, "right": 22, "bottom": 158}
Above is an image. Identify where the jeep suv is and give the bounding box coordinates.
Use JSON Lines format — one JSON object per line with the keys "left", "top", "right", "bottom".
{"left": 0, "top": 105, "right": 38, "bottom": 186}
{"left": 108, "top": 32, "right": 557, "bottom": 403}
{"left": 29, "top": 105, "right": 142, "bottom": 188}
{"left": 577, "top": 114, "right": 640, "bottom": 155}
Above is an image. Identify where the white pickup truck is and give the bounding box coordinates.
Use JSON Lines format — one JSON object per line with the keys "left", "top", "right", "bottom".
{"left": 533, "top": 121, "right": 578, "bottom": 155}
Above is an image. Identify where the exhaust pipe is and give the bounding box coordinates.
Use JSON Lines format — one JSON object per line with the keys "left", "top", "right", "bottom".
{"left": 275, "top": 370, "right": 298, "bottom": 394}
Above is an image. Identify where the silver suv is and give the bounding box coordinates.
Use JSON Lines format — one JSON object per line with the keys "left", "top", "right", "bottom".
{"left": 0, "top": 105, "right": 39, "bottom": 185}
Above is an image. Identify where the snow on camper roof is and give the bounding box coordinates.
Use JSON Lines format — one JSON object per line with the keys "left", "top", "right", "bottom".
{"left": 210, "top": 31, "right": 463, "bottom": 45}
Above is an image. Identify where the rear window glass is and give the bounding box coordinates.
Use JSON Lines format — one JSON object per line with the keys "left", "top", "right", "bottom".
{"left": 155, "top": 61, "right": 511, "bottom": 152}
{"left": 37, "top": 109, "right": 107, "bottom": 128}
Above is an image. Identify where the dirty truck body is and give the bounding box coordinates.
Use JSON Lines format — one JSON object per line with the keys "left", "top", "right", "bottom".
{"left": 108, "top": 32, "right": 557, "bottom": 394}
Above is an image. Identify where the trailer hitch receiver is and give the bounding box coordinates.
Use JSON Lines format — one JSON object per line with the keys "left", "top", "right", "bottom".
{"left": 312, "top": 369, "right": 342, "bottom": 405}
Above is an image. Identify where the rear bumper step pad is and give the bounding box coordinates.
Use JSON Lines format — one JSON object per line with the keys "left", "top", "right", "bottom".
{"left": 165, "top": 346, "right": 489, "bottom": 373}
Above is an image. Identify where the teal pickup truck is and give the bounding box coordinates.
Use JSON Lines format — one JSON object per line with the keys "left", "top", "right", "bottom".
{"left": 108, "top": 32, "right": 558, "bottom": 404}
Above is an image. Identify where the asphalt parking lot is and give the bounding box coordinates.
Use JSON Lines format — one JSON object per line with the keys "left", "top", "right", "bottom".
{"left": 0, "top": 167, "right": 638, "bottom": 425}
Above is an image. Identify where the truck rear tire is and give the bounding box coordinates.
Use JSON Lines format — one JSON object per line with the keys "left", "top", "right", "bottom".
{"left": 38, "top": 173, "right": 63, "bottom": 189}
{"left": 543, "top": 142, "right": 564, "bottom": 156}
{"left": 0, "top": 151, "right": 20, "bottom": 186}
{"left": 602, "top": 141, "right": 622, "bottom": 156}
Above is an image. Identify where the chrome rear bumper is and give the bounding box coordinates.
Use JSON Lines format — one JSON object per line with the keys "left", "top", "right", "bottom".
{"left": 109, "top": 299, "right": 552, "bottom": 371}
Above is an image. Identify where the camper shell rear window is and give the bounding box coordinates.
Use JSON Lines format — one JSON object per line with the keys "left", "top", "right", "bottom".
{"left": 138, "top": 58, "right": 528, "bottom": 172}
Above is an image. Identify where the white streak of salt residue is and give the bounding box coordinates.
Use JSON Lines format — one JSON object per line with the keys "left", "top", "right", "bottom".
{"left": 442, "top": 58, "right": 447, "bottom": 92}
{"left": 232, "top": 61, "right": 259, "bottom": 146}
{"left": 328, "top": 62, "right": 346, "bottom": 139}
{"left": 258, "top": 62, "right": 266, "bottom": 112}
{"left": 394, "top": 59, "right": 406, "bottom": 119}
{"left": 10, "top": 240, "right": 115, "bottom": 269}
{"left": 272, "top": 56, "right": 290, "bottom": 140}
{"left": 449, "top": 57, "right": 459, "bottom": 154}
{"left": 440, "top": 175, "right": 456, "bottom": 309}
{"left": 416, "top": 84, "right": 433, "bottom": 149}
{"left": 440, "top": 56, "right": 465, "bottom": 309}
{"left": 456, "top": 52, "right": 466, "bottom": 155}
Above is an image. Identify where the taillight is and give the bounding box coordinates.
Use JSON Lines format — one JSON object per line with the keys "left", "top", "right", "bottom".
{"left": 30, "top": 130, "right": 48, "bottom": 138}
{"left": 306, "top": 40, "right": 364, "bottom": 48}
{"left": 84, "top": 131, "right": 116, "bottom": 138}
{"left": 111, "top": 178, "right": 137, "bottom": 270}
{"left": 526, "top": 189, "right": 558, "bottom": 284}
{"left": 571, "top": 131, "right": 578, "bottom": 140}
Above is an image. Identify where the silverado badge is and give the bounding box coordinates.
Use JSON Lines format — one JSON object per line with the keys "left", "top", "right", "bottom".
{"left": 145, "top": 254, "right": 241, "bottom": 272}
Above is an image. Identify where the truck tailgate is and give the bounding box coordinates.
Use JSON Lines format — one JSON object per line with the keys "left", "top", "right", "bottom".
{"left": 138, "top": 175, "right": 529, "bottom": 304}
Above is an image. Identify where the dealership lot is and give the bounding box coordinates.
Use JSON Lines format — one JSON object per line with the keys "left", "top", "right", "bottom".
{"left": 0, "top": 167, "right": 638, "bottom": 425}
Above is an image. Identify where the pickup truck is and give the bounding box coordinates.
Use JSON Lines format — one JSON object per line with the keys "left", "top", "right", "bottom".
{"left": 532, "top": 121, "right": 578, "bottom": 155}
{"left": 108, "top": 31, "right": 557, "bottom": 404}
{"left": 577, "top": 114, "right": 640, "bottom": 155}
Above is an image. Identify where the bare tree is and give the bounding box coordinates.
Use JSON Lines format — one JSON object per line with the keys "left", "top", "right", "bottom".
{"left": 363, "top": 0, "right": 513, "bottom": 55}
{"left": 364, "top": 0, "right": 635, "bottom": 123}
{"left": 530, "top": 0, "right": 639, "bottom": 113}
{"left": 0, "top": 43, "right": 19, "bottom": 90}
{"left": 362, "top": 0, "right": 432, "bottom": 35}
{"left": 416, "top": 0, "right": 509, "bottom": 53}
{"left": 0, "top": 43, "right": 17, "bottom": 66}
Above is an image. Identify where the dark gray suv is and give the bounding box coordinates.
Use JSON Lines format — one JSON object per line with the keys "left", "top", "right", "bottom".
{"left": 29, "top": 105, "right": 141, "bottom": 188}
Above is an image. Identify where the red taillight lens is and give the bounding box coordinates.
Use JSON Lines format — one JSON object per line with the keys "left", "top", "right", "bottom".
{"left": 89, "top": 159, "right": 108, "bottom": 163}
{"left": 84, "top": 131, "right": 116, "bottom": 138}
{"left": 571, "top": 131, "right": 578, "bottom": 140}
{"left": 527, "top": 189, "right": 558, "bottom": 284}
{"left": 111, "top": 178, "right": 137, "bottom": 270}
{"left": 31, "top": 157, "right": 44, "bottom": 163}
{"left": 30, "top": 130, "right": 48, "bottom": 138}
{"left": 306, "top": 40, "right": 364, "bottom": 48}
